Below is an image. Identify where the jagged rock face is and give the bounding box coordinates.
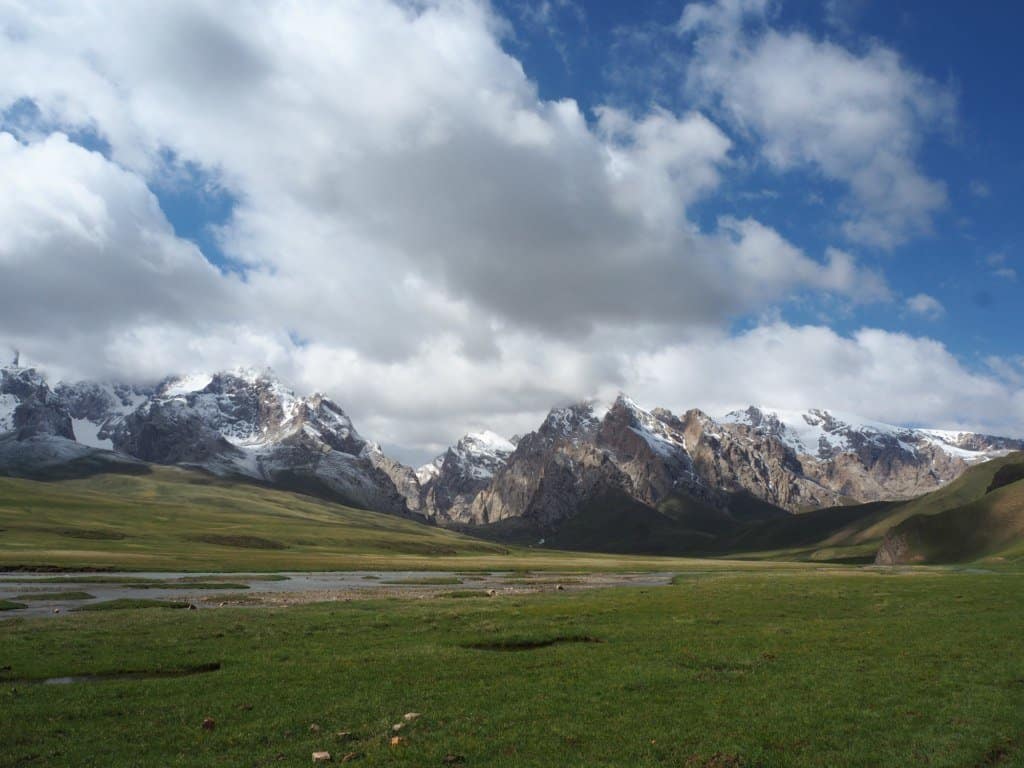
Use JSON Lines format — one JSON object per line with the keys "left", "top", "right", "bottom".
{"left": 113, "top": 398, "right": 240, "bottom": 465}
{"left": 598, "top": 399, "right": 713, "bottom": 509}
{"left": 101, "top": 370, "right": 414, "bottom": 514}
{"left": 715, "top": 406, "right": 1024, "bottom": 508}
{"left": 874, "top": 530, "right": 918, "bottom": 565}
{"left": 463, "top": 399, "right": 1024, "bottom": 529}
{"left": 0, "top": 365, "right": 147, "bottom": 480}
{"left": 468, "top": 404, "right": 604, "bottom": 526}
{"left": 1, "top": 365, "right": 74, "bottom": 440}
{"left": 679, "top": 409, "right": 837, "bottom": 512}
{"left": 467, "top": 398, "right": 723, "bottom": 528}
{"left": 417, "top": 431, "right": 515, "bottom": 521}
{"left": 0, "top": 364, "right": 416, "bottom": 514}
{"left": 54, "top": 381, "right": 150, "bottom": 424}
{"left": 367, "top": 450, "right": 423, "bottom": 514}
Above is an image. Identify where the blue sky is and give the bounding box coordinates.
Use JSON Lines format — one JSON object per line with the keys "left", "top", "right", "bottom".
{"left": 1, "top": 0, "right": 1022, "bottom": 456}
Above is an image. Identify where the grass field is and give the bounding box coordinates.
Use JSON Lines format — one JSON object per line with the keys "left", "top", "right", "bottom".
{"left": 2, "top": 569, "right": 1023, "bottom": 767}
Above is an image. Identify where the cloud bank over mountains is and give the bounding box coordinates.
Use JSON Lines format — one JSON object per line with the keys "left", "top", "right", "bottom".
{"left": 0, "top": 0, "right": 1019, "bottom": 460}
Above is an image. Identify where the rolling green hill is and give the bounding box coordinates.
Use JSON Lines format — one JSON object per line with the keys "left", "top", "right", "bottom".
{"left": 876, "top": 475, "right": 1024, "bottom": 564}
{"left": 0, "top": 466, "right": 511, "bottom": 571}
{"left": 0, "top": 466, "right": 807, "bottom": 572}
{"left": 726, "top": 452, "right": 1024, "bottom": 564}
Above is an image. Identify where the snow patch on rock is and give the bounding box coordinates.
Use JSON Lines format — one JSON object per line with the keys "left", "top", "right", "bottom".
{"left": 71, "top": 418, "right": 113, "bottom": 450}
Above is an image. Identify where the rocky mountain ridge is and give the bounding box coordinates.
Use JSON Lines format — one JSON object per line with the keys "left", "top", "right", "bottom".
{"left": 2, "top": 362, "right": 1022, "bottom": 541}
{"left": 415, "top": 431, "right": 516, "bottom": 523}
{"left": 0, "top": 364, "right": 414, "bottom": 514}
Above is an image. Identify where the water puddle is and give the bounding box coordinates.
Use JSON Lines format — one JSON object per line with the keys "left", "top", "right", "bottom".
{"left": 0, "top": 570, "right": 676, "bottom": 619}
{"left": 462, "top": 635, "right": 604, "bottom": 651}
{"left": 7, "top": 662, "right": 221, "bottom": 686}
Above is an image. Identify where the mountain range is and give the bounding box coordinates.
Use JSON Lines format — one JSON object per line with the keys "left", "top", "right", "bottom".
{"left": 2, "top": 361, "right": 1022, "bottom": 560}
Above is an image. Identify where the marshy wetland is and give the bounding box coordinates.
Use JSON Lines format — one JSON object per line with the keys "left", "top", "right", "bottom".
{"left": 0, "top": 569, "right": 675, "bottom": 619}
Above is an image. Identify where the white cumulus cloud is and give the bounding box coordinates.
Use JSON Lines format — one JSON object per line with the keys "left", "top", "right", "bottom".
{"left": 680, "top": 0, "right": 954, "bottom": 248}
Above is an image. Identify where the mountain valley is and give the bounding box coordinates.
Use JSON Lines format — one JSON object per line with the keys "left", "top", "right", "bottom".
{"left": 3, "top": 360, "right": 1023, "bottom": 565}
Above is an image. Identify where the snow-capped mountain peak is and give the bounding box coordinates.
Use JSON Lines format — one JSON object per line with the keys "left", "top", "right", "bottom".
{"left": 417, "top": 429, "right": 515, "bottom": 484}
{"left": 608, "top": 394, "right": 690, "bottom": 460}
{"left": 415, "top": 429, "right": 517, "bottom": 520}
{"left": 719, "top": 405, "right": 1013, "bottom": 464}
{"left": 459, "top": 430, "right": 515, "bottom": 454}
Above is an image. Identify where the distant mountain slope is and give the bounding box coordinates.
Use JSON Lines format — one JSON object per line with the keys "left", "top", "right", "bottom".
{"left": 458, "top": 397, "right": 1022, "bottom": 550}
{"left": 1, "top": 364, "right": 419, "bottom": 516}
{"left": 3, "top": 359, "right": 1023, "bottom": 559}
{"left": 723, "top": 453, "right": 1024, "bottom": 564}
{"left": 875, "top": 453, "right": 1024, "bottom": 564}
{"left": 416, "top": 431, "right": 515, "bottom": 522}
{"left": 876, "top": 480, "right": 1024, "bottom": 565}
{"left": 715, "top": 406, "right": 1018, "bottom": 506}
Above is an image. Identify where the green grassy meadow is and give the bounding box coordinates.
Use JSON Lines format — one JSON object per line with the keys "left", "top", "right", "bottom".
{"left": 4, "top": 460, "right": 1024, "bottom": 765}
{"left": 2, "top": 569, "right": 1024, "bottom": 767}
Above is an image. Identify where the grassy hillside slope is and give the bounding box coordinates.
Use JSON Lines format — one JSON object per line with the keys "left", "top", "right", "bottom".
{"left": 723, "top": 452, "right": 1024, "bottom": 563}
{"left": 0, "top": 466, "right": 511, "bottom": 571}
{"left": 0, "top": 467, "right": 810, "bottom": 572}
{"left": 877, "top": 477, "right": 1024, "bottom": 564}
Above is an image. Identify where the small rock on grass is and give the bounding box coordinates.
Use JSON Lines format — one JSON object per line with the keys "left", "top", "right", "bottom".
{"left": 390, "top": 736, "right": 406, "bottom": 747}
{"left": 201, "top": 717, "right": 215, "bottom": 731}
{"left": 312, "top": 751, "right": 331, "bottom": 763}
{"left": 403, "top": 712, "right": 421, "bottom": 722}
{"left": 335, "top": 731, "right": 355, "bottom": 741}
{"left": 392, "top": 723, "right": 404, "bottom": 732}
{"left": 310, "top": 724, "right": 321, "bottom": 734}
{"left": 341, "top": 752, "right": 363, "bottom": 763}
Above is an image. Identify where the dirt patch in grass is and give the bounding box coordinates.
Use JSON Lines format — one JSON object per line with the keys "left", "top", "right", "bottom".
{"left": 0, "top": 576, "right": 163, "bottom": 585}
{"left": 462, "top": 634, "right": 604, "bottom": 651}
{"left": 382, "top": 577, "right": 462, "bottom": 586}
{"left": 187, "top": 534, "right": 287, "bottom": 550}
{"left": 976, "top": 736, "right": 1024, "bottom": 766}
{"left": 58, "top": 528, "right": 126, "bottom": 541}
{"left": 12, "top": 591, "right": 94, "bottom": 601}
{"left": 131, "top": 582, "right": 251, "bottom": 591}
{"left": 4, "top": 662, "right": 221, "bottom": 686}
{"left": 0, "top": 564, "right": 120, "bottom": 574}
{"left": 684, "top": 754, "right": 751, "bottom": 768}
{"left": 212, "top": 574, "right": 289, "bottom": 582}
{"left": 201, "top": 594, "right": 265, "bottom": 606}
{"left": 74, "top": 599, "right": 193, "bottom": 612}
{"left": 21, "top": 527, "right": 127, "bottom": 541}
